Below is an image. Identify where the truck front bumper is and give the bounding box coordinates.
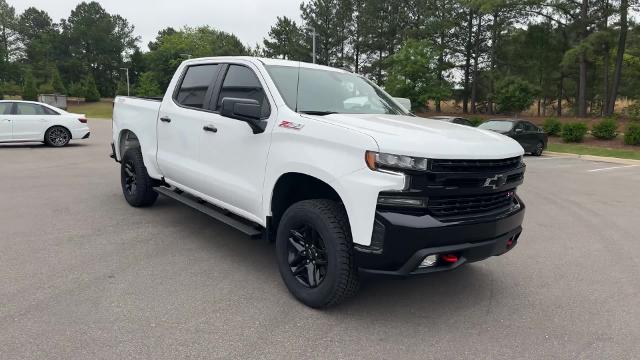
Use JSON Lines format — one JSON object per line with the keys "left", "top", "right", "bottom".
{"left": 354, "top": 201, "right": 525, "bottom": 276}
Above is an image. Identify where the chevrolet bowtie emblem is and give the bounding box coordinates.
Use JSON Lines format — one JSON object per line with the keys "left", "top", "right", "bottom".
{"left": 484, "top": 174, "right": 507, "bottom": 189}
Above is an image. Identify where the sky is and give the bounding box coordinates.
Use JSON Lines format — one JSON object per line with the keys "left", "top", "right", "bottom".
{"left": 11, "top": 0, "right": 303, "bottom": 50}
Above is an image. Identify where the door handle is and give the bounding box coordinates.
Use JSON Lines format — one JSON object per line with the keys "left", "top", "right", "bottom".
{"left": 160, "top": 116, "right": 171, "bottom": 123}
{"left": 203, "top": 125, "right": 218, "bottom": 133}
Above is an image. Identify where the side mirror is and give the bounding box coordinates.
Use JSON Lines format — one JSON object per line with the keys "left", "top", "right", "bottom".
{"left": 220, "top": 97, "right": 267, "bottom": 134}
{"left": 515, "top": 128, "right": 524, "bottom": 133}
{"left": 393, "top": 97, "right": 411, "bottom": 112}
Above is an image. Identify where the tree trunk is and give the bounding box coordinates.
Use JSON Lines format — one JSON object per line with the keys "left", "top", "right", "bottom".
{"left": 577, "top": 0, "right": 589, "bottom": 117}
{"left": 607, "top": 0, "right": 628, "bottom": 115}
{"left": 557, "top": 74, "right": 564, "bottom": 117}
{"left": 488, "top": 12, "right": 499, "bottom": 115}
{"left": 602, "top": 0, "right": 610, "bottom": 114}
{"left": 462, "top": 9, "right": 473, "bottom": 114}
{"left": 470, "top": 14, "right": 481, "bottom": 114}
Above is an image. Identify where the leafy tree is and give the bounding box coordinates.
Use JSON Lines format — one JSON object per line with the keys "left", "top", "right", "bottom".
{"left": 134, "top": 72, "right": 161, "bottom": 97}
{"left": 494, "top": 76, "right": 539, "bottom": 114}
{"left": 145, "top": 26, "right": 247, "bottom": 89}
{"left": 63, "top": 2, "right": 137, "bottom": 96}
{"left": 38, "top": 82, "right": 54, "bottom": 94}
{"left": 83, "top": 74, "right": 100, "bottom": 102}
{"left": 22, "top": 71, "right": 38, "bottom": 100}
{"left": 384, "top": 39, "right": 443, "bottom": 111}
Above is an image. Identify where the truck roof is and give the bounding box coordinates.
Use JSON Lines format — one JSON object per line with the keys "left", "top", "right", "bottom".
{"left": 182, "top": 56, "right": 350, "bottom": 74}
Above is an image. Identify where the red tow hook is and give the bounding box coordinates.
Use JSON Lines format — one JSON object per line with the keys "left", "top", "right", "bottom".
{"left": 441, "top": 254, "right": 458, "bottom": 263}
{"left": 506, "top": 238, "right": 515, "bottom": 249}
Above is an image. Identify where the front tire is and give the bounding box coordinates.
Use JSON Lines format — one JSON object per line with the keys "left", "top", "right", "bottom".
{"left": 276, "top": 199, "right": 360, "bottom": 308}
{"left": 120, "top": 147, "right": 158, "bottom": 207}
{"left": 44, "top": 126, "right": 71, "bottom": 147}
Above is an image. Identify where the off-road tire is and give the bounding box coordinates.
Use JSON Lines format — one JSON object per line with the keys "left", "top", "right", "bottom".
{"left": 120, "top": 147, "right": 158, "bottom": 207}
{"left": 276, "top": 199, "right": 360, "bottom": 308}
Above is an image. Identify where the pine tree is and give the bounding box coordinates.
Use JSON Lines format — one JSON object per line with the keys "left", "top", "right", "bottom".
{"left": 83, "top": 74, "right": 101, "bottom": 102}
{"left": 51, "top": 67, "right": 66, "bottom": 94}
{"left": 22, "top": 71, "right": 38, "bottom": 101}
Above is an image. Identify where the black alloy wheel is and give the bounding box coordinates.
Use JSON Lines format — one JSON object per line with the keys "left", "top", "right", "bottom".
{"left": 123, "top": 159, "right": 137, "bottom": 196}
{"left": 533, "top": 141, "right": 544, "bottom": 156}
{"left": 287, "top": 224, "right": 328, "bottom": 288}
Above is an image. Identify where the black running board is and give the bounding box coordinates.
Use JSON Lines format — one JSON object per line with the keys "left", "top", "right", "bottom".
{"left": 154, "top": 186, "right": 262, "bottom": 237}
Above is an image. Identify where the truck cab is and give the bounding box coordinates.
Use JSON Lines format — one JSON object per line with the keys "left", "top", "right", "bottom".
{"left": 111, "top": 57, "right": 526, "bottom": 308}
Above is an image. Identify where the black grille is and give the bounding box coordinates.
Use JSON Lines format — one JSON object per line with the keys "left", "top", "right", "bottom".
{"left": 430, "top": 157, "right": 522, "bottom": 173}
{"left": 428, "top": 190, "right": 516, "bottom": 218}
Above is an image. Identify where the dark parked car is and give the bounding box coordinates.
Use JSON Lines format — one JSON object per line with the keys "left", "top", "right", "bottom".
{"left": 429, "top": 116, "right": 474, "bottom": 126}
{"left": 478, "top": 119, "right": 548, "bottom": 156}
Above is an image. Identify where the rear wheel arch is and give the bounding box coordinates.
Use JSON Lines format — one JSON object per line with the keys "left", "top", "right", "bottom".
{"left": 118, "top": 129, "right": 140, "bottom": 159}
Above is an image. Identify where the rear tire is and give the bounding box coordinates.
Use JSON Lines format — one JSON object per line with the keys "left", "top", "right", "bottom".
{"left": 276, "top": 199, "right": 360, "bottom": 308}
{"left": 120, "top": 147, "right": 158, "bottom": 207}
{"left": 532, "top": 141, "right": 544, "bottom": 156}
{"left": 44, "top": 126, "right": 71, "bottom": 147}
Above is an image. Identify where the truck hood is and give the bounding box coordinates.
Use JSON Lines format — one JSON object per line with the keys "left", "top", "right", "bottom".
{"left": 312, "top": 113, "right": 524, "bottom": 159}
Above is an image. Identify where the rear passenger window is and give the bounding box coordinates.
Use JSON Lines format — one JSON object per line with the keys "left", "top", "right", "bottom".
{"left": 217, "top": 65, "right": 270, "bottom": 118}
{"left": 16, "top": 103, "right": 45, "bottom": 115}
{"left": 174, "top": 64, "right": 221, "bottom": 109}
{"left": 0, "top": 102, "right": 12, "bottom": 115}
{"left": 42, "top": 106, "right": 60, "bottom": 115}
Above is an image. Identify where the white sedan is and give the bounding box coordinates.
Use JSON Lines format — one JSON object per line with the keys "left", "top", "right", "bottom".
{"left": 0, "top": 100, "right": 90, "bottom": 147}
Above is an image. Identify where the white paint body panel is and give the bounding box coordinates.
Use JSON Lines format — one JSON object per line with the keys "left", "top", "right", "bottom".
{"left": 112, "top": 57, "right": 524, "bottom": 246}
{"left": 0, "top": 100, "right": 90, "bottom": 143}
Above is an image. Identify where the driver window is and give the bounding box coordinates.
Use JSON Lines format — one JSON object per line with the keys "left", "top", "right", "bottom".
{"left": 217, "top": 65, "right": 270, "bottom": 119}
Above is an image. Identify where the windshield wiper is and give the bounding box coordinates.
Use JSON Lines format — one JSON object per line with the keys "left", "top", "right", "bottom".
{"left": 299, "top": 110, "right": 338, "bottom": 116}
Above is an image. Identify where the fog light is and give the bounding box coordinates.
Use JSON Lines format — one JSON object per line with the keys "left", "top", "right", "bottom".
{"left": 419, "top": 254, "right": 438, "bottom": 268}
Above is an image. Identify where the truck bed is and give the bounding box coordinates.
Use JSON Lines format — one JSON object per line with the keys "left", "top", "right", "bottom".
{"left": 112, "top": 96, "right": 163, "bottom": 178}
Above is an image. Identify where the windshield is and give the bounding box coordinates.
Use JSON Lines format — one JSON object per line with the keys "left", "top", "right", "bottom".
{"left": 265, "top": 65, "right": 409, "bottom": 116}
{"left": 479, "top": 121, "right": 514, "bottom": 133}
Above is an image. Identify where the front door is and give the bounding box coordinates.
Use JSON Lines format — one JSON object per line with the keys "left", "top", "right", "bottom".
{"left": 195, "top": 63, "right": 275, "bottom": 221}
{"left": 12, "top": 103, "right": 51, "bottom": 140}
{"left": 156, "top": 63, "right": 223, "bottom": 189}
{"left": 0, "top": 102, "right": 13, "bottom": 140}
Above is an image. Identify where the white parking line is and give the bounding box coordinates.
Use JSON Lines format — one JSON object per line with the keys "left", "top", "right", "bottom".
{"left": 587, "top": 165, "right": 640, "bottom": 173}
{"left": 528, "top": 156, "right": 570, "bottom": 160}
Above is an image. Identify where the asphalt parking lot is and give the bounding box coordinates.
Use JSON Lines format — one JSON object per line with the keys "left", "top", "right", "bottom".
{"left": 1, "top": 119, "right": 639, "bottom": 359}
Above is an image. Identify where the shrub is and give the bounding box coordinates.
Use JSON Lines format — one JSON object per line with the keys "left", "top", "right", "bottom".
{"left": 562, "top": 122, "right": 588, "bottom": 143}
{"left": 543, "top": 117, "right": 562, "bottom": 135}
{"left": 591, "top": 117, "right": 618, "bottom": 140}
{"left": 624, "top": 122, "right": 640, "bottom": 146}
{"left": 468, "top": 116, "right": 484, "bottom": 127}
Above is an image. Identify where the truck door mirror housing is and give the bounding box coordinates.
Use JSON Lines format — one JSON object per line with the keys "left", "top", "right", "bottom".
{"left": 220, "top": 97, "right": 267, "bottom": 134}
{"left": 393, "top": 97, "right": 411, "bottom": 112}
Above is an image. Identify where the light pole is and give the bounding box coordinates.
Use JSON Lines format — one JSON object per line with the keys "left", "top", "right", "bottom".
{"left": 120, "top": 67, "right": 130, "bottom": 96}
{"left": 305, "top": 27, "right": 317, "bottom": 64}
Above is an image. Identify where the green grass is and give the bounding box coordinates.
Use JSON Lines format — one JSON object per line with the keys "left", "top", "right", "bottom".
{"left": 67, "top": 101, "right": 113, "bottom": 119}
{"left": 548, "top": 143, "right": 640, "bottom": 160}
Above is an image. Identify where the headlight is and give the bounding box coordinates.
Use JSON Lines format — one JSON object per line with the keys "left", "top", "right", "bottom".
{"left": 365, "top": 151, "right": 428, "bottom": 172}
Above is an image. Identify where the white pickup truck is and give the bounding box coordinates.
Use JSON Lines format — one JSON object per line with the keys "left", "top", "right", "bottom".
{"left": 111, "top": 57, "right": 526, "bottom": 308}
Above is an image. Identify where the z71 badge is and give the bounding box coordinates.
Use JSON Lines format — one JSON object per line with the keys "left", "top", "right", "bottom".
{"left": 279, "top": 120, "right": 304, "bottom": 130}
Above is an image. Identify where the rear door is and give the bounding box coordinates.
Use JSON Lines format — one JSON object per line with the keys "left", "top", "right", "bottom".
{"left": 156, "top": 63, "right": 223, "bottom": 189}
{"left": 195, "top": 63, "right": 275, "bottom": 220}
{"left": 0, "top": 102, "right": 13, "bottom": 140}
{"left": 12, "top": 103, "right": 51, "bottom": 140}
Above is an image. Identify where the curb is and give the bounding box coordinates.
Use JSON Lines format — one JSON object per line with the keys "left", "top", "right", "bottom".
{"left": 544, "top": 151, "right": 640, "bottom": 165}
